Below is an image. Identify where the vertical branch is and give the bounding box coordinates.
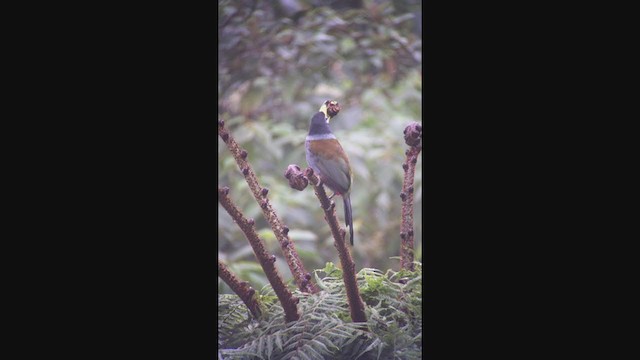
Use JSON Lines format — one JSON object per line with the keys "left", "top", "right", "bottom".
{"left": 400, "top": 122, "right": 423, "bottom": 271}
{"left": 218, "top": 119, "right": 318, "bottom": 294}
{"left": 218, "top": 259, "right": 263, "bottom": 320}
{"left": 286, "top": 166, "right": 368, "bottom": 324}
{"left": 218, "top": 187, "right": 300, "bottom": 322}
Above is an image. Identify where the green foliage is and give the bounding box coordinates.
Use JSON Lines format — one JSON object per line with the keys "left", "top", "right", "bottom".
{"left": 218, "top": 263, "right": 422, "bottom": 359}
{"left": 219, "top": 0, "right": 421, "bottom": 118}
{"left": 218, "top": 0, "right": 422, "bottom": 293}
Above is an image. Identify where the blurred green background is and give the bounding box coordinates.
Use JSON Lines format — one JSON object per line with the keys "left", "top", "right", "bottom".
{"left": 218, "top": 0, "right": 422, "bottom": 294}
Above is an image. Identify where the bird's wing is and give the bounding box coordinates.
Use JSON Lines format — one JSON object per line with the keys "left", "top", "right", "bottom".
{"left": 318, "top": 158, "right": 350, "bottom": 193}
{"left": 306, "top": 138, "right": 352, "bottom": 194}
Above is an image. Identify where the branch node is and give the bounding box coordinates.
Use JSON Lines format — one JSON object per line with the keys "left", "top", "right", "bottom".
{"left": 400, "top": 232, "right": 406, "bottom": 239}
{"left": 240, "top": 149, "right": 248, "bottom": 159}
{"left": 283, "top": 226, "right": 289, "bottom": 235}
{"left": 404, "top": 121, "right": 422, "bottom": 146}
{"left": 218, "top": 119, "right": 225, "bottom": 128}
{"left": 400, "top": 192, "right": 407, "bottom": 201}
{"left": 260, "top": 200, "right": 268, "bottom": 209}
{"left": 247, "top": 218, "right": 255, "bottom": 226}
{"left": 402, "top": 163, "right": 408, "bottom": 171}
{"left": 270, "top": 255, "right": 277, "bottom": 263}
{"left": 241, "top": 167, "right": 249, "bottom": 176}
{"left": 285, "top": 164, "right": 309, "bottom": 190}
{"left": 220, "top": 186, "right": 230, "bottom": 196}
{"left": 221, "top": 132, "right": 229, "bottom": 142}
{"left": 261, "top": 187, "right": 269, "bottom": 197}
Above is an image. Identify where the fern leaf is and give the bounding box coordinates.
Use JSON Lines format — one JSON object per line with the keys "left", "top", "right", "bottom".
{"left": 266, "top": 334, "right": 274, "bottom": 358}
{"left": 275, "top": 333, "right": 283, "bottom": 352}
{"left": 309, "top": 338, "right": 332, "bottom": 354}
{"left": 257, "top": 335, "right": 265, "bottom": 358}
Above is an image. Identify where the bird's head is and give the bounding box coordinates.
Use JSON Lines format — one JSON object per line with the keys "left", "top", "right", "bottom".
{"left": 319, "top": 100, "right": 341, "bottom": 123}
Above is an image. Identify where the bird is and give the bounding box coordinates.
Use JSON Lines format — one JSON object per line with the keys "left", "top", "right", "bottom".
{"left": 305, "top": 100, "right": 354, "bottom": 245}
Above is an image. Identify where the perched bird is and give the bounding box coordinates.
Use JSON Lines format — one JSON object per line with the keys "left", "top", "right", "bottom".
{"left": 305, "top": 100, "right": 354, "bottom": 245}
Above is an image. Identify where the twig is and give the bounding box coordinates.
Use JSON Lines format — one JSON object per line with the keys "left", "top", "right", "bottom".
{"left": 218, "top": 187, "right": 300, "bottom": 322}
{"left": 218, "top": 259, "right": 263, "bottom": 320}
{"left": 218, "top": 119, "right": 318, "bottom": 294}
{"left": 400, "top": 122, "right": 422, "bottom": 271}
{"left": 286, "top": 166, "right": 368, "bottom": 324}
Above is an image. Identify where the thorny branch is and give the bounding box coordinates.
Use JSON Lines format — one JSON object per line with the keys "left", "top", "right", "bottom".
{"left": 218, "top": 119, "right": 318, "bottom": 294}
{"left": 218, "top": 259, "right": 263, "bottom": 320}
{"left": 400, "top": 122, "right": 422, "bottom": 271}
{"left": 285, "top": 166, "right": 368, "bottom": 324}
{"left": 218, "top": 187, "right": 300, "bottom": 322}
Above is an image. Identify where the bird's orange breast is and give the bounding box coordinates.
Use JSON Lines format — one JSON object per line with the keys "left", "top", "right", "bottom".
{"left": 307, "top": 139, "right": 350, "bottom": 164}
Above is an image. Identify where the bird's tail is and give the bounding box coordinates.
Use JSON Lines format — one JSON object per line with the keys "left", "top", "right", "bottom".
{"left": 343, "top": 195, "right": 354, "bottom": 246}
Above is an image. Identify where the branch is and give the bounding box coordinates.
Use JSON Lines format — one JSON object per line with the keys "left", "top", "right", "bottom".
{"left": 218, "top": 119, "right": 318, "bottom": 294}
{"left": 285, "top": 166, "right": 368, "bottom": 324}
{"left": 218, "top": 259, "right": 263, "bottom": 320}
{"left": 218, "top": 187, "right": 300, "bottom": 322}
{"left": 400, "top": 122, "right": 422, "bottom": 271}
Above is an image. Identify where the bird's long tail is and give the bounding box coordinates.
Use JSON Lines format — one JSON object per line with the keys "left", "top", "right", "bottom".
{"left": 343, "top": 195, "right": 354, "bottom": 246}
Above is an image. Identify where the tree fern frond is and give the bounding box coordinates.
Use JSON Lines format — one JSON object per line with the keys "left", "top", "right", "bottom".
{"left": 219, "top": 263, "right": 422, "bottom": 359}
